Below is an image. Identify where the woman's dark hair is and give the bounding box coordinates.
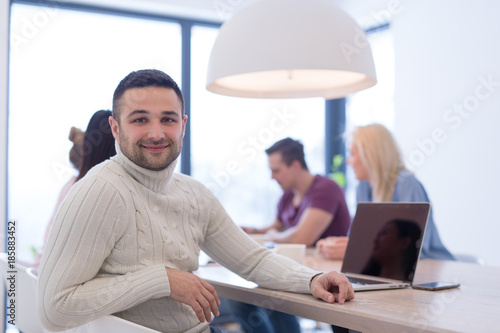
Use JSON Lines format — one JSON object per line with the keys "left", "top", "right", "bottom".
{"left": 77, "top": 110, "right": 116, "bottom": 180}
{"left": 361, "top": 219, "right": 422, "bottom": 281}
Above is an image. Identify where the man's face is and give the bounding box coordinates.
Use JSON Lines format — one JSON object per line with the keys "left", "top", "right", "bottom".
{"left": 268, "top": 152, "right": 296, "bottom": 191}
{"left": 109, "top": 87, "right": 187, "bottom": 171}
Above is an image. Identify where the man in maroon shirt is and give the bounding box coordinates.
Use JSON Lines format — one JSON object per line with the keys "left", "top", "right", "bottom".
{"left": 242, "top": 137, "right": 351, "bottom": 246}
{"left": 228, "top": 138, "right": 351, "bottom": 333}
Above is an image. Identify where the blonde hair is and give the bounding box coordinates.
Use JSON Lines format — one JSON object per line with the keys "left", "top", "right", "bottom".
{"left": 351, "top": 124, "right": 406, "bottom": 202}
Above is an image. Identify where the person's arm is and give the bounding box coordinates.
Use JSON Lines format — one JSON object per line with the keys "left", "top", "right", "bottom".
{"left": 268, "top": 178, "right": 345, "bottom": 246}
{"left": 266, "top": 208, "right": 333, "bottom": 246}
{"left": 241, "top": 219, "right": 284, "bottom": 234}
{"left": 310, "top": 271, "right": 355, "bottom": 304}
{"left": 43, "top": 176, "right": 77, "bottom": 245}
{"left": 38, "top": 177, "right": 171, "bottom": 331}
{"left": 165, "top": 268, "right": 220, "bottom": 323}
{"left": 200, "top": 190, "right": 315, "bottom": 291}
{"left": 316, "top": 236, "right": 349, "bottom": 260}
{"left": 197, "top": 186, "right": 354, "bottom": 305}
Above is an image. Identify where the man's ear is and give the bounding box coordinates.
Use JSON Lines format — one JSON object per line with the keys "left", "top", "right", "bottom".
{"left": 181, "top": 115, "right": 188, "bottom": 138}
{"left": 109, "top": 116, "right": 120, "bottom": 143}
{"left": 291, "top": 159, "right": 302, "bottom": 170}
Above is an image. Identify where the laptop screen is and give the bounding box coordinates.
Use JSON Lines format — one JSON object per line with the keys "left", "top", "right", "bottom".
{"left": 342, "top": 203, "right": 430, "bottom": 283}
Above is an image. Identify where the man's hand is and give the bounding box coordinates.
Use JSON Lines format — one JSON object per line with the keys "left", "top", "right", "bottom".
{"left": 316, "top": 236, "right": 349, "bottom": 260}
{"left": 241, "top": 226, "right": 262, "bottom": 234}
{"left": 310, "top": 271, "right": 355, "bottom": 304}
{"left": 166, "top": 268, "right": 220, "bottom": 323}
{"left": 265, "top": 228, "right": 280, "bottom": 240}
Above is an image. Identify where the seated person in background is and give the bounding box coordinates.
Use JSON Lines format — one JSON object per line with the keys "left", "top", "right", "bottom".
{"left": 76, "top": 110, "right": 117, "bottom": 182}
{"left": 38, "top": 69, "right": 354, "bottom": 333}
{"left": 43, "top": 125, "right": 85, "bottom": 245}
{"left": 37, "top": 110, "right": 116, "bottom": 265}
{"left": 231, "top": 138, "right": 351, "bottom": 333}
{"left": 316, "top": 123, "right": 455, "bottom": 261}
{"left": 242, "top": 137, "right": 351, "bottom": 246}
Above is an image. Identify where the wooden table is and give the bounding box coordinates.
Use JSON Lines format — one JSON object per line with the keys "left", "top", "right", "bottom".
{"left": 195, "top": 252, "right": 500, "bottom": 332}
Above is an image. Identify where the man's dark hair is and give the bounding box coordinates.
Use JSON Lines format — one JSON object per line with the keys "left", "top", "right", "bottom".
{"left": 112, "top": 69, "right": 185, "bottom": 122}
{"left": 265, "top": 137, "right": 308, "bottom": 170}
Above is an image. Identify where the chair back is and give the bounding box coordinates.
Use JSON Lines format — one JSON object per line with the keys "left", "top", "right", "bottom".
{"left": 0, "top": 253, "right": 44, "bottom": 333}
{"left": 26, "top": 264, "right": 160, "bottom": 333}
{"left": 18, "top": 266, "right": 45, "bottom": 333}
{"left": 88, "top": 315, "right": 161, "bottom": 333}
{"left": 1, "top": 253, "right": 160, "bottom": 333}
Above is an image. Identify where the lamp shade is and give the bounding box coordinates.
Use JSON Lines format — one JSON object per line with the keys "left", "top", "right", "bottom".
{"left": 206, "top": 0, "right": 377, "bottom": 99}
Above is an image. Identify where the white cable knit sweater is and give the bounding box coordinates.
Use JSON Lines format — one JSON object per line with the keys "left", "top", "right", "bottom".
{"left": 38, "top": 145, "right": 319, "bottom": 333}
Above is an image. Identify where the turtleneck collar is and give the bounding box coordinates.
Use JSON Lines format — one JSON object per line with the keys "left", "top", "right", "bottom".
{"left": 111, "top": 141, "right": 177, "bottom": 193}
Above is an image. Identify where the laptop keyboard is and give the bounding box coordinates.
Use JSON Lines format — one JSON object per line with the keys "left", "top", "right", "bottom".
{"left": 347, "top": 276, "right": 390, "bottom": 285}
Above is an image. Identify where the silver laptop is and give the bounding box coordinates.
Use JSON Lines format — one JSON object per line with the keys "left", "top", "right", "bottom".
{"left": 342, "top": 202, "right": 430, "bottom": 291}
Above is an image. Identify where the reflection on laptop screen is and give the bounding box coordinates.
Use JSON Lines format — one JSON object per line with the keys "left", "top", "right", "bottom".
{"left": 342, "top": 203, "right": 430, "bottom": 283}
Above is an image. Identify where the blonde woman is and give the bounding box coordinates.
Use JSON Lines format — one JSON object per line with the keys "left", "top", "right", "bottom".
{"left": 316, "top": 124, "right": 455, "bottom": 261}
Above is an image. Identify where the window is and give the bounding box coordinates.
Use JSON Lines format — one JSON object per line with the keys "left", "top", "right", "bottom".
{"left": 344, "top": 27, "right": 395, "bottom": 212}
{"left": 9, "top": 3, "right": 181, "bottom": 262}
{"left": 190, "top": 26, "right": 325, "bottom": 228}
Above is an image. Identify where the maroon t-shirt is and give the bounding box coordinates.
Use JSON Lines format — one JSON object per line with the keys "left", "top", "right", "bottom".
{"left": 276, "top": 175, "right": 351, "bottom": 243}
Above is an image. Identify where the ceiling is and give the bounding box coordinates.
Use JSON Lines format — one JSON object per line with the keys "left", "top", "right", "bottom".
{"left": 62, "top": 0, "right": 391, "bottom": 26}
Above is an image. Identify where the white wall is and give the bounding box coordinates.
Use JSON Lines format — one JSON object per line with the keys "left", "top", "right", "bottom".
{"left": 392, "top": 0, "right": 500, "bottom": 266}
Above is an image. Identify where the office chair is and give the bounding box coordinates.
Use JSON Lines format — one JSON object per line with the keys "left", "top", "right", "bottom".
{"left": 26, "top": 267, "right": 161, "bottom": 333}
{"left": 1, "top": 252, "right": 45, "bottom": 333}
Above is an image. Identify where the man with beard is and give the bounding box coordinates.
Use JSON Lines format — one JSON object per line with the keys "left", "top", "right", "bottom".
{"left": 38, "top": 69, "right": 354, "bottom": 333}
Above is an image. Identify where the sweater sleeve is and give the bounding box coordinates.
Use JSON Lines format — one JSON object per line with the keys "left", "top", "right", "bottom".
{"left": 199, "top": 189, "right": 320, "bottom": 294}
{"left": 37, "top": 175, "right": 171, "bottom": 332}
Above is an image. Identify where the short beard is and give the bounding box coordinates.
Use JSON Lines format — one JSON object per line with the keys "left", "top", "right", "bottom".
{"left": 119, "top": 134, "right": 181, "bottom": 171}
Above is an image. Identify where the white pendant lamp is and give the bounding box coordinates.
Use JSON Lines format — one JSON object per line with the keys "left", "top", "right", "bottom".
{"left": 206, "top": 0, "right": 377, "bottom": 99}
